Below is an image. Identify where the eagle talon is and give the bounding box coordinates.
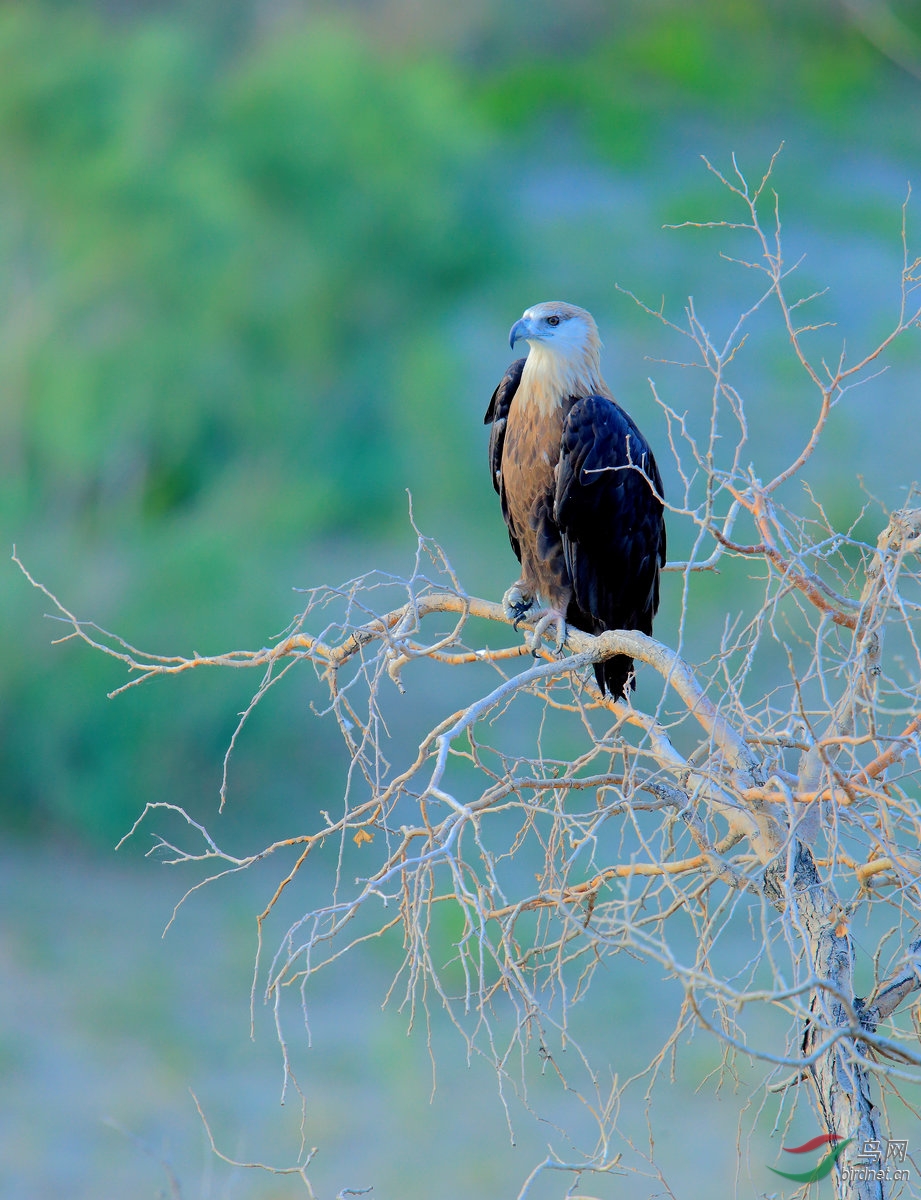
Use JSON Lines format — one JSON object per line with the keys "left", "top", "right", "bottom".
{"left": 502, "top": 584, "right": 534, "bottom": 628}
{"left": 528, "top": 609, "right": 567, "bottom": 656}
{"left": 512, "top": 610, "right": 530, "bottom": 631}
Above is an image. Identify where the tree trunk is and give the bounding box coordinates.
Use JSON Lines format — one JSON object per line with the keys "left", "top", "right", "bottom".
{"left": 764, "top": 843, "right": 887, "bottom": 1200}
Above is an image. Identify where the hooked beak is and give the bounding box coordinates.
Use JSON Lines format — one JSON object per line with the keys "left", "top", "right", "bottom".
{"left": 509, "top": 316, "right": 533, "bottom": 349}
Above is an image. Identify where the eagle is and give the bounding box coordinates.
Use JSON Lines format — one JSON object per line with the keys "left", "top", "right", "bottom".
{"left": 484, "top": 301, "right": 666, "bottom": 700}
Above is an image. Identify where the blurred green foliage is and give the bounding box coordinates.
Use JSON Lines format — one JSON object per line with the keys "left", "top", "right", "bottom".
{"left": 0, "top": 8, "right": 503, "bottom": 536}
{"left": 476, "top": 0, "right": 887, "bottom": 160}
{"left": 3, "top": 0, "right": 920, "bottom": 841}
{"left": 1, "top": 3, "right": 513, "bottom": 839}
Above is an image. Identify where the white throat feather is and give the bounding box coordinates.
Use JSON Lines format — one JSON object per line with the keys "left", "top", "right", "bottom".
{"left": 518, "top": 340, "right": 608, "bottom": 417}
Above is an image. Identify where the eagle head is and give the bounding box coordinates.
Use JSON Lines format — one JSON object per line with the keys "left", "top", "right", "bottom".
{"left": 509, "top": 301, "right": 600, "bottom": 354}
{"left": 509, "top": 301, "right": 604, "bottom": 404}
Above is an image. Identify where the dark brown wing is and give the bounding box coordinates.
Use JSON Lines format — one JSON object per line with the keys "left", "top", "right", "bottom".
{"left": 484, "top": 357, "right": 526, "bottom": 561}
{"left": 554, "top": 395, "right": 666, "bottom": 698}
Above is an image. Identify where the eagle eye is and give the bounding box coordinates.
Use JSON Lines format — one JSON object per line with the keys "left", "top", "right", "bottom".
{"left": 546, "top": 315, "right": 560, "bottom": 326}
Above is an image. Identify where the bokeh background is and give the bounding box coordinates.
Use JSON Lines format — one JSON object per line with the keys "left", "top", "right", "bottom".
{"left": 4, "top": 1, "right": 921, "bottom": 1196}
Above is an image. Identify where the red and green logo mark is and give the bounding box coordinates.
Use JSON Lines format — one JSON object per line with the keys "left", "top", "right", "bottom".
{"left": 768, "top": 1134, "right": 853, "bottom": 1183}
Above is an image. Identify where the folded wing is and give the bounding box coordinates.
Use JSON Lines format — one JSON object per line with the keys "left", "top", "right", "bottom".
{"left": 555, "top": 395, "right": 666, "bottom": 696}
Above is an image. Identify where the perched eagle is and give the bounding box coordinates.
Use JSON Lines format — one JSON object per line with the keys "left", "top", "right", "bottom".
{"left": 484, "top": 301, "right": 666, "bottom": 700}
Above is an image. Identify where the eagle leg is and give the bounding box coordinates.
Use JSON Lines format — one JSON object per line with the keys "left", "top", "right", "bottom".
{"left": 502, "top": 583, "right": 535, "bottom": 629}
{"left": 527, "top": 607, "right": 568, "bottom": 656}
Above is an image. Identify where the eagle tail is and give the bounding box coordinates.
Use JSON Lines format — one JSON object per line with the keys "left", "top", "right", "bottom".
{"left": 567, "top": 600, "right": 636, "bottom": 700}
{"left": 594, "top": 656, "right": 634, "bottom": 701}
